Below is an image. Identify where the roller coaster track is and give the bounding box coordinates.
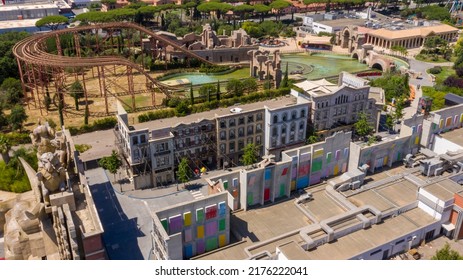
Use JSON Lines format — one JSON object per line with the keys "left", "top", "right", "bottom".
{"left": 13, "top": 22, "right": 214, "bottom": 97}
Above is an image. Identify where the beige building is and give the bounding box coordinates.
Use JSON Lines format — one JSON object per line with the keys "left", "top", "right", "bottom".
{"left": 293, "top": 72, "right": 381, "bottom": 139}
{"left": 360, "top": 24, "right": 458, "bottom": 50}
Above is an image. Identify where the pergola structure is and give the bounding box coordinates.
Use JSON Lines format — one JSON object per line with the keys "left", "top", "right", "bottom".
{"left": 13, "top": 22, "right": 213, "bottom": 117}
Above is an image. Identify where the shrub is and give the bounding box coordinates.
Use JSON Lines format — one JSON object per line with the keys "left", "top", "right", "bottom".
{"left": 443, "top": 75, "right": 463, "bottom": 88}
{"left": 428, "top": 66, "right": 443, "bottom": 75}
{"left": 4, "top": 132, "right": 32, "bottom": 145}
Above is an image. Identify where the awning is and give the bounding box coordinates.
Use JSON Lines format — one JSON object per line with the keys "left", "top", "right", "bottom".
{"left": 442, "top": 223, "right": 456, "bottom": 231}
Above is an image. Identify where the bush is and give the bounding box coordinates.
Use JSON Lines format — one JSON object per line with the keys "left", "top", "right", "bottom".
{"left": 443, "top": 75, "right": 463, "bottom": 88}
{"left": 199, "top": 64, "right": 230, "bottom": 74}
{"left": 138, "top": 108, "right": 176, "bottom": 123}
{"left": 4, "top": 132, "right": 31, "bottom": 145}
{"left": 429, "top": 66, "right": 443, "bottom": 75}
{"left": 67, "top": 117, "right": 117, "bottom": 135}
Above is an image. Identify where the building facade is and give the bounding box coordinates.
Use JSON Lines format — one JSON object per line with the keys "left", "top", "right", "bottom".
{"left": 215, "top": 108, "right": 265, "bottom": 169}
{"left": 150, "top": 192, "right": 230, "bottom": 260}
{"left": 294, "top": 72, "right": 379, "bottom": 139}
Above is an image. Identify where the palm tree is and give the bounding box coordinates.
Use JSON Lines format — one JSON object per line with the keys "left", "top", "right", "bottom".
{"left": 0, "top": 135, "right": 11, "bottom": 164}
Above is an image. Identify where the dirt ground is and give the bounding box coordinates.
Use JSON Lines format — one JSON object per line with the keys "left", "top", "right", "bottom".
{"left": 23, "top": 66, "right": 170, "bottom": 130}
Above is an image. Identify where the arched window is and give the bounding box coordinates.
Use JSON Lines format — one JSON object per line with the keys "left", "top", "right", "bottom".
{"left": 301, "top": 109, "right": 306, "bottom": 118}
{"left": 283, "top": 113, "right": 288, "bottom": 122}
{"left": 273, "top": 115, "right": 278, "bottom": 124}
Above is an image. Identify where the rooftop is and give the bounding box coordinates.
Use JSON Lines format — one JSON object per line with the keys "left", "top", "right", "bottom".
{"left": 72, "top": 129, "right": 116, "bottom": 162}
{"left": 0, "top": 18, "right": 39, "bottom": 29}
{"left": 364, "top": 23, "right": 458, "bottom": 40}
{"left": 423, "top": 179, "right": 463, "bottom": 201}
{"left": 294, "top": 79, "right": 339, "bottom": 97}
{"left": 318, "top": 18, "right": 367, "bottom": 28}
{"left": 0, "top": 3, "right": 58, "bottom": 11}
{"left": 440, "top": 128, "right": 463, "bottom": 148}
{"left": 301, "top": 208, "right": 436, "bottom": 260}
{"left": 133, "top": 95, "right": 302, "bottom": 132}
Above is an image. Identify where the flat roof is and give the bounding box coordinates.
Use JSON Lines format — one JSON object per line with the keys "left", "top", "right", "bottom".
{"left": 423, "top": 179, "right": 463, "bottom": 201}
{"left": 133, "top": 95, "right": 301, "bottom": 132}
{"left": 365, "top": 24, "right": 458, "bottom": 40}
{"left": 302, "top": 208, "right": 436, "bottom": 260}
{"left": 0, "top": 3, "right": 58, "bottom": 11}
{"left": 441, "top": 128, "right": 463, "bottom": 148}
{"left": 72, "top": 129, "right": 116, "bottom": 162}
{"left": 0, "top": 18, "right": 39, "bottom": 29}
{"left": 232, "top": 199, "right": 311, "bottom": 242}
{"left": 300, "top": 187, "right": 347, "bottom": 222}
{"left": 318, "top": 18, "right": 366, "bottom": 28}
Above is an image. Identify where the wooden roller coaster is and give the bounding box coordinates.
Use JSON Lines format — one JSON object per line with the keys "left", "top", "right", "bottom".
{"left": 13, "top": 22, "right": 214, "bottom": 117}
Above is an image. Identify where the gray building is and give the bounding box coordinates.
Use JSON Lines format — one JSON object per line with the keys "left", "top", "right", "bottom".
{"left": 0, "top": 3, "right": 59, "bottom": 21}
{"left": 114, "top": 96, "right": 310, "bottom": 189}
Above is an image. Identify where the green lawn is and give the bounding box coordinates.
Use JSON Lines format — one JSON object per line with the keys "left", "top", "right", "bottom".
{"left": 431, "top": 66, "right": 455, "bottom": 84}
{"left": 415, "top": 54, "right": 456, "bottom": 63}
{"left": 120, "top": 94, "right": 153, "bottom": 110}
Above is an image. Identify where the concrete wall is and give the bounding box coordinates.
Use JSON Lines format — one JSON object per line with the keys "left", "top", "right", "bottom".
{"left": 209, "top": 170, "right": 241, "bottom": 210}
{"left": 433, "top": 136, "right": 463, "bottom": 155}
{"left": 352, "top": 220, "right": 442, "bottom": 260}
{"left": 350, "top": 135, "right": 412, "bottom": 173}
{"left": 421, "top": 104, "right": 463, "bottom": 149}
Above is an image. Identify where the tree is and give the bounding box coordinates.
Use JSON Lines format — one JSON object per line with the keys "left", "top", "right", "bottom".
{"left": 226, "top": 79, "right": 244, "bottom": 96}
{"left": 8, "top": 104, "right": 27, "bottom": 131}
{"left": 216, "top": 80, "right": 221, "bottom": 101}
{"left": 242, "top": 78, "right": 258, "bottom": 94}
{"left": 269, "top": 0, "right": 291, "bottom": 21}
{"left": 35, "top": 15, "right": 69, "bottom": 31}
{"left": 84, "top": 104, "right": 89, "bottom": 125}
{"left": 199, "top": 84, "right": 216, "bottom": 102}
{"left": 0, "top": 135, "right": 11, "bottom": 163}
{"left": 0, "top": 32, "right": 29, "bottom": 85}
{"left": 190, "top": 84, "right": 195, "bottom": 105}
{"left": 280, "top": 62, "right": 289, "bottom": 88}
{"left": 385, "top": 113, "right": 394, "bottom": 131}
{"left": 233, "top": 4, "right": 254, "bottom": 21}
{"left": 176, "top": 157, "right": 191, "bottom": 185}
{"left": 307, "top": 135, "right": 319, "bottom": 144}
{"left": 69, "top": 81, "right": 84, "bottom": 111}
{"left": 431, "top": 243, "right": 463, "bottom": 260}
{"left": 0, "top": 78, "right": 23, "bottom": 107}
{"left": 241, "top": 143, "right": 259, "bottom": 166}
{"left": 98, "top": 150, "right": 122, "bottom": 181}
{"left": 175, "top": 100, "right": 190, "bottom": 117}
{"left": 354, "top": 112, "right": 373, "bottom": 138}
{"left": 254, "top": 4, "right": 271, "bottom": 22}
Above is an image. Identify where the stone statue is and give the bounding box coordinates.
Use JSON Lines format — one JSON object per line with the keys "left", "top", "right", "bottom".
{"left": 31, "top": 121, "right": 56, "bottom": 156}
{"left": 37, "top": 152, "right": 67, "bottom": 205}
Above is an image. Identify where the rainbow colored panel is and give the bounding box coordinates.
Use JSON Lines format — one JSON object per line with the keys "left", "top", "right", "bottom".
{"left": 205, "top": 205, "right": 217, "bottom": 220}
{"left": 205, "top": 221, "right": 218, "bottom": 237}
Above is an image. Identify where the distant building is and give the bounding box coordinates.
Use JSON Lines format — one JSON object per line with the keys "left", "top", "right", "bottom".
{"left": 0, "top": 3, "right": 59, "bottom": 21}
{"left": 293, "top": 72, "right": 380, "bottom": 139}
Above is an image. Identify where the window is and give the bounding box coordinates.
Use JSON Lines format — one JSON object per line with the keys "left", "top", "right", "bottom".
{"left": 195, "top": 135, "right": 200, "bottom": 144}
{"left": 247, "top": 115, "right": 254, "bottom": 123}
{"left": 220, "top": 144, "right": 225, "bottom": 154}
{"left": 229, "top": 119, "right": 235, "bottom": 127}
{"left": 229, "top": 129, "right": 235, "bottom": 139}
{"left": 194, "top": 126, "right": 199, "bottom": 133}
{"left": 272, "top": 127, "right": 278, "bottom": 136}
{"left": 301, "top": 109, "right": 306, "bottom": 118}
{"left": 281, "top": 125, "right": 287, "bottom": 135}
{"left": 247, "top": 137, "right": 253, "bottom": 144}
{"left": 132, "top": 136, "right": 138, "bottom": 145}
{"left": 291, "top": 110, "right": 297, "bottom": 120}
{"left": 238, "top": 117, "right": 245, "bottom": 125}
{"left": 282, "top": 113, "right": 288, "bottom": 122}
{"left": 256, "top": 123, "right": 262, "bottom": 132}
{"left": 299, "top": 121, "right": 305, "bottom": 130}
{"left": 257, "top": 113, "right": 263, "bottom": 121}
{"left": 220, "top": 131, "right": 226, "bottom": 140}
{"left": 238, "top": 140, "right": 244, "bottom": 150}
{"left": 238, "top": 127, "right": 244, "bottom": 137}
{"left": 220, "top": 120, "right": 226, "bottom": 128}
{"left": 256, "top": 136, "right": 261, "bottom": 145}
{"left": 247, "top": 125, "right": 254, "bottom": 135}
{"left": 140, "top": 135, "right": 146, "bottom": 143}
{"left": 273, "top": 115, "right": 278, "bottom": 124}
{"left": 229, "top": 142, "right": 235, "bottom": 153}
